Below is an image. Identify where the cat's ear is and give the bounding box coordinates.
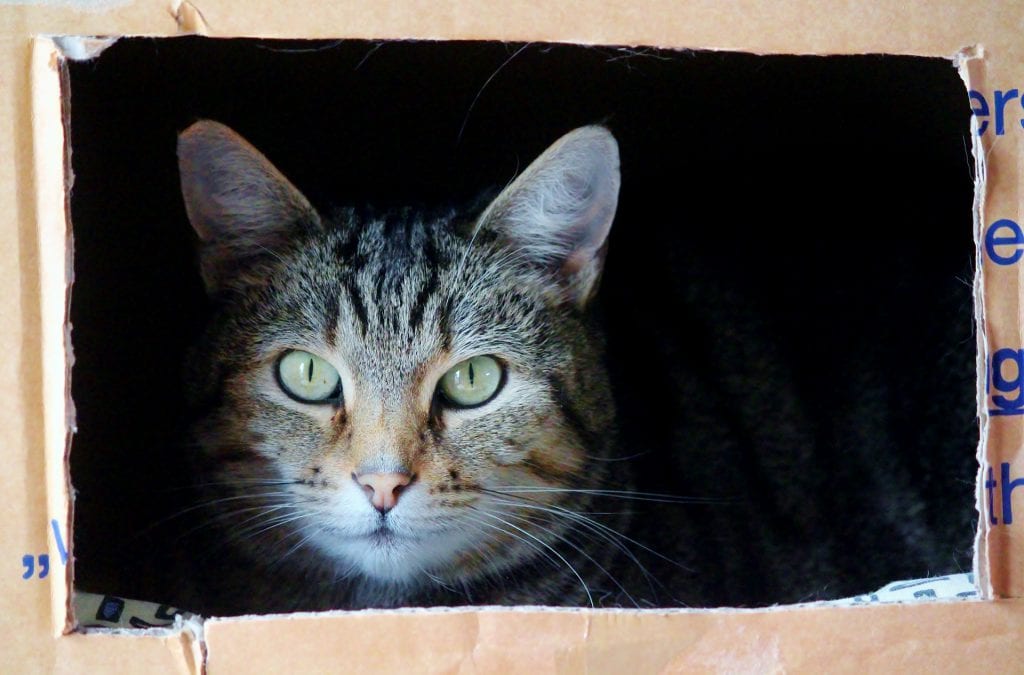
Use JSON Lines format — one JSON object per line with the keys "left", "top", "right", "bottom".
{"left": 177, "top": 120, "right": 321, "bottom": 292}
{"left": 476, "top": 125, "right": 620, "bottom": 308}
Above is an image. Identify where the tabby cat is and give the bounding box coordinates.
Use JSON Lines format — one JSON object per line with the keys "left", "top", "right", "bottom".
{"left": 177, "top": 120, "right": 627, "bottom": 613}
{"left": 175, "top": 120, "right": 976, "bottom": 615}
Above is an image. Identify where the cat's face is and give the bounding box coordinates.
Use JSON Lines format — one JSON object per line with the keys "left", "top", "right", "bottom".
{"left": 178, "top": 121, "right": 620, "bottom": 594}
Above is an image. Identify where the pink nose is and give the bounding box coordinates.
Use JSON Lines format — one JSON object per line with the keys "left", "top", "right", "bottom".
{"left": 353, "top": 472, "right": 414, "bottom": 513}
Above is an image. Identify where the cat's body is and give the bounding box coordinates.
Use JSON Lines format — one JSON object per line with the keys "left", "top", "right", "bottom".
{"left": 174, "top": 121, "right": 976, "bottom": 616}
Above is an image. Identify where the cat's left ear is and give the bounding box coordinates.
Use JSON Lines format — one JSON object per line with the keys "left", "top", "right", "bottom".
{"left": 476, "top": 126, "right": 620, "bottom": 309}
{"left": 177, "top": 120, "right": 322, "bottom": 293}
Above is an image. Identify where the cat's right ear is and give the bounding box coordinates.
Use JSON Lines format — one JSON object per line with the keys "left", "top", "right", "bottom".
{"left": 474, "top": 126, "right": 620, "bottom": 309}
{"left": 177, "top": 120, "right": 321, "bottom": 293}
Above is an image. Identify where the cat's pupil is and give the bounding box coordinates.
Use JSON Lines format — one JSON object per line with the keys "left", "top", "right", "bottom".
{"left": 438, "top": 355, "right": 504, "bottom": 407}
{"left": 275, "top": 349, "right": 341, "bottom": 403}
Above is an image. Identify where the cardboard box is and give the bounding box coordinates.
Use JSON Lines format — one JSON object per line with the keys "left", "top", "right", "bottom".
{"left": 3, "top": 0, "right": 1024, "bottom": 671}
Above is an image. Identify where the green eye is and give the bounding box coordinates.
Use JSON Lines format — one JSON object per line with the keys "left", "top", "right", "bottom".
{"left": 439, "top": 355, "right": 504, "bottom": 408}
{"left": 277, "top": 350, "right": 341, "bottom": 403}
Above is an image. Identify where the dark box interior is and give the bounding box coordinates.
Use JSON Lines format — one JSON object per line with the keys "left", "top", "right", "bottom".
{"left": 67, "top": 38, "right": 978, "bottom": 611}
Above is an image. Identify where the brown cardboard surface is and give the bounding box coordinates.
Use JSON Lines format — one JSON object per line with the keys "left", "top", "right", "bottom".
{"left": 0, "top": 1, "right": 1014, "bottom": 55}
{"left": 202, "top": 601, "right": 1024, "bottom": 673}
{"left": 1, "top": 0, "right": 1023, "bottom": 672}
{"left": 0, "top": 32, "right": 59, "bottom": 671}
{"left": 49, "top": 631, "right": 200, "bottom": 675}
{"left": 31, "top": 35, "right": 73, "bottom": 636}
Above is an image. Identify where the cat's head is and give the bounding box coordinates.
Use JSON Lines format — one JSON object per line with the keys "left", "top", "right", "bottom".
{"left": 178, "top": 120, "right": 620, "bottom": 599}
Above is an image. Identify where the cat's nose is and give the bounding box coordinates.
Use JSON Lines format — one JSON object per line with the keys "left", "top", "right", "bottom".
{"left": 352, "top": 471, "right": 414, "bottom": 513}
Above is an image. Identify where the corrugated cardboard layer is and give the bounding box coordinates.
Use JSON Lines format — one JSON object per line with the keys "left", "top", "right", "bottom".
{"left": 0, "top": 0, "right": 1022, "bottom": 672}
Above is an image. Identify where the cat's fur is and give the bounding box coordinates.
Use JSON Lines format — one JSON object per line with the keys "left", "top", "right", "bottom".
{"left": 177, "top": 121, "right": 627, "bottom": 613}
{"left": 175, "top": 121, "right": 976, "bottom": 615}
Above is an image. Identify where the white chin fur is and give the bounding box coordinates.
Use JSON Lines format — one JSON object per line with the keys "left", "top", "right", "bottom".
{"left": 301, "top": 486, "right": 482, "bottom": 584}
{"left": 308, "top": 520, "right": 476, "bottom": 585}
{"left": 301, "top": 485, "right": 498, "bottom": 585}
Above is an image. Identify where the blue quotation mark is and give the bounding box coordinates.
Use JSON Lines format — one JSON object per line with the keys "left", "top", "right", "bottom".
{"left": 20, "top": 519, "right": 67, "bottom": 580}
{"left": 21, "top": 554, "right": 49, "bottom": 579}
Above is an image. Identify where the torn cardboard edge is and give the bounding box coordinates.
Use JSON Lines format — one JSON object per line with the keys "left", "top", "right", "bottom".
{"left": 52, "top": 596, "right": 1024, "bottom": 674}
{"left": 50, "top": 36, "right": 119, "bottom": 61}
{"left": 71, "top": 573, "right": 980, "bottom": 632}
{"left": 172, "top": 0, "right": 210, "bottom": 36}
{"left": 38, "top": 34, "right": 991, "bottom": 637}
{"left": 959, "top": 45, "right": 993, "bottom": 601}
{"left": 72, "top": 587, "right": 988, "bottom": 675}
{"left": 32, "top": 36, "right": 75, "bottom": 638}
{"left": 31, "top": 0, "right": 1002, "bottom": 59}
{"left": 47, "top": 0, "right": 215, "bottom": 58}
{"left": 47, "top": 30, "right": 985, "bottom": 62}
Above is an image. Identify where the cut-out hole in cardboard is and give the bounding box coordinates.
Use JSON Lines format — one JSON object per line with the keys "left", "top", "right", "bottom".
{"left": 65, "top": 38, "right": 978, "bottom": 618}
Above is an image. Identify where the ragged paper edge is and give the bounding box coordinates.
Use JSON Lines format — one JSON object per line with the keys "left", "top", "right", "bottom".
{"left": 72, "top": 591, "right": 206, "bottom": 674}
{"left": 196, "top": 573, "right": 987, "bottom": 633}
{"left": 956, "top": 44, "right": 991, "bottom": 601}
{"left": 170, "top": 0, "right": 209, "bottom": 36}
{"left": 31, "top": 36, "right": 76, "bottom": 636}
{"left": 43, "top": 0, "right": 209, "bottom": 56}
{"left": 75, "top": 615, "right": 205, "bottom": 675}
{"left": 70, "top": 573, "right": 979, "bottom": 673}
{"left": 178, "top": 613, "right": 205, "bottom": 675}
{"left": 72, "top": 571, "right": 982, "bottom": 631}
{"left": 47, "top": 36, "right": 992, "bottom": 661}
{"left": 51, "top": 36, "right": 119, "bottom": 60}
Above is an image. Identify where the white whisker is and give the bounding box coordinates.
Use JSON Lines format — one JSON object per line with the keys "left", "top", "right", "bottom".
{"left": 471, "top": 506, "right": 594, "bottom": 607}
